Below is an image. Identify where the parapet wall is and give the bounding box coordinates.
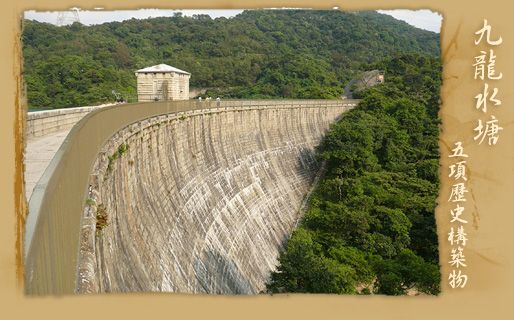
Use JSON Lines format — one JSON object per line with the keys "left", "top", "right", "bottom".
{"left": 26, "top": 104, "right": 113, "bottom": 138}
{"left": 24, "top": 100, "right": 357, "bottom": 295}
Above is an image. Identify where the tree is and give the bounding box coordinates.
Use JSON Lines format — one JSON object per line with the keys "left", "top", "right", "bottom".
{"left": 267, "top": 53, "right": 442, "bottom": 295}
{"left": 22, "top": 10, "right": 439, "bottom": 108}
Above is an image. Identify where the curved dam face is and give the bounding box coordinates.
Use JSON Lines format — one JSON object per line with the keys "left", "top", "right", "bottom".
{"left": 78, "top": 104, "right": 350, "bottom": 294}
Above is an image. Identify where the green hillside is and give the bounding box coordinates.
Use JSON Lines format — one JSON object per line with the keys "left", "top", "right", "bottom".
{"left": 22, "top": 10, "right": 442, "bottom": 295}
{"left": 267, "top": 53, "right": 441, "bottom": 295}
{"left": 22, "top": 10, "right": 439, "bottom": 109}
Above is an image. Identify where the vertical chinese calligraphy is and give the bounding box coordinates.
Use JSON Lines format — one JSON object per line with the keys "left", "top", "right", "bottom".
{"left": 448, "top": 142, "right": 469, "bottom": 288}
{"left": 473, "top": 19, "right": 504, "bottom": 145}
{"left": 447, "top": 19, "right": 504, "bottom": 290}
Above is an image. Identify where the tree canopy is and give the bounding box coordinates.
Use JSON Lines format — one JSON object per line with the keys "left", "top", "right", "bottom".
{"left": 267, "top": 53, "right": 441, "bottom": 295}
{"left": 22, "top": 10, "right": 439, "bottom": 108}
{"left": 22, "top": 10, "right": 442, "bottom": 295}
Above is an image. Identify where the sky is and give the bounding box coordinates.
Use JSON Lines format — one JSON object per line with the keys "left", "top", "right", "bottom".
{"left": 24, "top": 8, "right": 442, "bottom": 33}
{"left": 377, "top": 9, "right": 441, "bottom": 33}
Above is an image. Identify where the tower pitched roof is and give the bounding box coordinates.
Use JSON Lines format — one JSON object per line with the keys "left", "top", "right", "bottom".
{"left": 136, "top": 64, "right": 190, "bottom": 75}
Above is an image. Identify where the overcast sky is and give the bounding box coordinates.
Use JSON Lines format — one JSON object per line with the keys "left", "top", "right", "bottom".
{"left": 377, "top": 9, "right": 441, "bottom": 33}
{"left": 24, "top": 8, "right": 441, "bottom": 33}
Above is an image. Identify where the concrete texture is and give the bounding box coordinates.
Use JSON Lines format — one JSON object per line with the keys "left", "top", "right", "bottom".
{"left": 24, "top": 100, "right": 358, "bottom": 295}
{"left": 24, "top": 129, "right": 71, "bottom": 200}
{"left": 26, "top": 103, "right": 114, "bottom": 138}
{"left": 24, "top": 104, "right": 115, "bottom": 200}
{"left": 77, "top": 105, "right": 351, "bottom": 294}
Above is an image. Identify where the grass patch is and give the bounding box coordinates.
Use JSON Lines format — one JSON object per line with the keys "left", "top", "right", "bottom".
{"left": 117, "top": 143, "right": 129, "bottom": 156}
{"left": 105, "top": 143, "right": 129, "bottom": 177}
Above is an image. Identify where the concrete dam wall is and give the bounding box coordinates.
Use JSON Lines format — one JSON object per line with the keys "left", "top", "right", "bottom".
{"left": 26, "top": 104, "right": 113, "bottom": 138}
{"left": 24, "top": 100, "right": 357, "bottom": 295}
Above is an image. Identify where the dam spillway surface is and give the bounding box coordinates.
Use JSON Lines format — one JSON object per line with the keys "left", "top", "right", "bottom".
{"left": 24, "top": 100, "right": 356, "bottom": 295}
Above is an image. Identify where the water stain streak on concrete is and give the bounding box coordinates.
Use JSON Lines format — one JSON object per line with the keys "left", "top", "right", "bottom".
{"left": 78, "top": 105, "right": 350, "bottom": 294}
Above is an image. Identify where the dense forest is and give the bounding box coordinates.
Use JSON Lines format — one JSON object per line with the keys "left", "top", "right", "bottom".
{"left": 23, "top": 10, "right": 442, "bottom": 295}
{"left": 267, "top": 53, "right": 441, "bottom": 295}
{"left": 22, "top": 10, "right": 439, "bottom": 109}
